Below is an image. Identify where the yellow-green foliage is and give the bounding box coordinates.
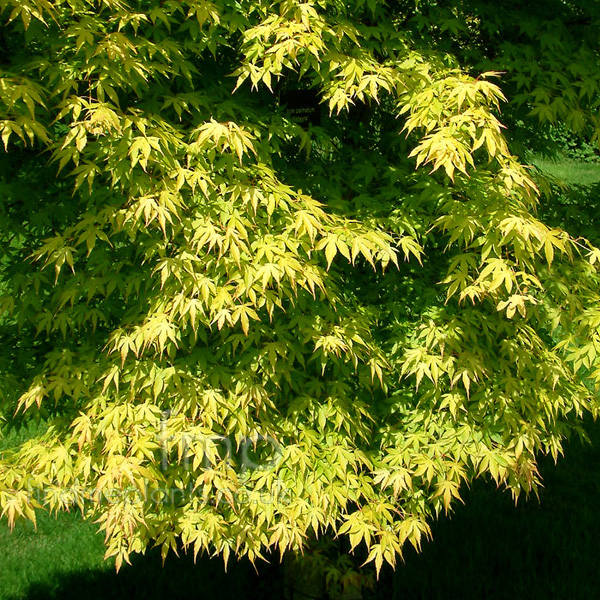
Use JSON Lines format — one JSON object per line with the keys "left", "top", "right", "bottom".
{"left": 0, "top": 0, "right": 599, "bottom": 575}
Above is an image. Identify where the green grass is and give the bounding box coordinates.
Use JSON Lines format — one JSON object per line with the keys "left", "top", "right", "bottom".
{"left": 529, "top": 154, "right": 600, "bottom": 245}
{"left": 0, "top": 509, "right": 265, "bottom": 600}
{"left": 532, "top": 154, "right": 600, "bottom": 187}
{"left": 0, "top": 511, "right": 112, "bottom": 600}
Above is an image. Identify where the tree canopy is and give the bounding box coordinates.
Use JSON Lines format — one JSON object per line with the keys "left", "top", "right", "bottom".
{"left": 1, "top": 0, "right": 599, "bottom": 575}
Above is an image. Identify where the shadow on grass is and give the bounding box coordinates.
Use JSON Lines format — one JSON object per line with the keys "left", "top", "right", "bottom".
{"left": 4, "top": 419, "right": 600, "bottom": 600}
{"left": 17, "top": 552, "right": 278, "bottom": 600}
{"left": 1, "top": 508, "right": 285, "bottom": 600}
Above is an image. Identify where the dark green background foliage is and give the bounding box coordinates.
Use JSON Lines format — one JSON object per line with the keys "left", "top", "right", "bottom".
{"left": 0, "top": 0, "right": 599, "bottom": 586}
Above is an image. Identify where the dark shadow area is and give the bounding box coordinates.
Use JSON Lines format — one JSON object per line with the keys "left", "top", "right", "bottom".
{"left": 7, "top": 418, "right": 600, "bottom": 600}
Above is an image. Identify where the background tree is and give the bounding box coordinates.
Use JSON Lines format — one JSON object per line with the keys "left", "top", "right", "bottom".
{"left": 0, "top": 0, "right": 599, "bottom": 582}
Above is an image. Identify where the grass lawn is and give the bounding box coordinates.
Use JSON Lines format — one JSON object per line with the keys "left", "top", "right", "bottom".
{"left": 0, "top": 511, "right": 112, "bottom": 599}
{"left": 532, "top": 154, "right": 600, "bottom": 187}
{"left": 529, "top": 154, "right": 600, "bottom": 245}
{"left": 0, "top": 509, "right": 263, "bottom": 600}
